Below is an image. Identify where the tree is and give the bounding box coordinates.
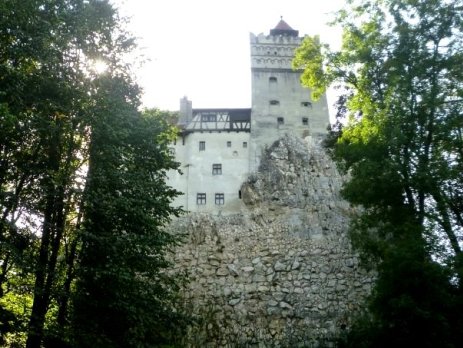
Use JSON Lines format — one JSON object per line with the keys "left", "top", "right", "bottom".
{"left": 71, "top": 75, "right": 186, "bottom": 347}
{"left": 294, "top": 0, "right": 463, "bottom": 346}
{"left": 0, "top": 1, "right": 186, "bottom": 347}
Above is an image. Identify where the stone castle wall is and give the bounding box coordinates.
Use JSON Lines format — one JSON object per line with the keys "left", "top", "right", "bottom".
{"left": 169, "top": 135, "right": 375, "bottom": 347}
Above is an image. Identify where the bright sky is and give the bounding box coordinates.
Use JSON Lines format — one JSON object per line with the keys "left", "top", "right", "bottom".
{"left": 112, "top": 0, "right": 346, "bottom": 116}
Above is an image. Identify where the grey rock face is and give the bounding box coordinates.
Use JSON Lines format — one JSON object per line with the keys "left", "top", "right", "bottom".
{"left": 169, "top": 135, "right": 375, "bottom": 347}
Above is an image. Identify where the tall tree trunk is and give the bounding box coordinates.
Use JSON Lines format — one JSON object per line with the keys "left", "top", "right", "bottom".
{"left": 26, "top": 182, "right": 56, "bottom": 348}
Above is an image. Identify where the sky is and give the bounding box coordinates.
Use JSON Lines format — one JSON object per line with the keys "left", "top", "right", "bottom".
{"left": 112, "top": 0, "right": 346, "bottom": 116}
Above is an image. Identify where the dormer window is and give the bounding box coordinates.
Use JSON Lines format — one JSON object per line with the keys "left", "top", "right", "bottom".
{"left": 270, "top": 100, "right": 280, "bottom": 106}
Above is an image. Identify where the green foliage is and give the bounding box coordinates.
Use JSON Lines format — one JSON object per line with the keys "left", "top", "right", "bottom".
{"left": 71, "top": 77, "right": 186, "bottom": 347}
{"left": 0, "top": 1, "right": 187, "bottom": 347}
{"left": 296, "top": 0, "right": 463, "bottom": 345}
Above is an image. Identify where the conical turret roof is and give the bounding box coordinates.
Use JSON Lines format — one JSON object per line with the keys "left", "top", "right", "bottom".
{"left": 270, "top": 17, "right": 299, "bottom": 37}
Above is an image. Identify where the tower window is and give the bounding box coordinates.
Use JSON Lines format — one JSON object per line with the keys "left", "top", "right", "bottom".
{"left": 301, "top": 101, "right": 312, "bottom": 107}
{"left": 302, "top": 117, "right": 309, "bottom": 126}
{"left": 243, "top": 142, "right": 248, "bottom": 148}
{"left": 199, "top": 141, "right": 205, "bottom": 151}
{"left": 227, "top": 141, "right": 231, "bottom": 147}
{"left": 197, "top": 193, "right": 206, "bottom": 205}
{"left": 270, "top": 100, "right": 280, "bottom": 106}
{"left": 212, "top": 163, "right": 222, "bottom": 175}
{"left": 277, "top": 117, "right": 284, "bottom": 125}
{"left": 269, "top": 77, "right": 277, "bottom": 83}
{"left": 215, "top": 193, "right": 225, "bottom": 205}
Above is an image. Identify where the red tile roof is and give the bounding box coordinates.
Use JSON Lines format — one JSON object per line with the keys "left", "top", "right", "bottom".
{"left": 270, "top": 17, "right": 299, "bottom": 37}
{"left": 273, "top": 19, "right": 294, "bottom": 31}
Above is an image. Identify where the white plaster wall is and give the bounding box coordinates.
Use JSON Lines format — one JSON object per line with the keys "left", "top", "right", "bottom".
{"left": 168, "top": 131, "right": 251, "bottom": 214}
{"left": 249, "top": 33, "right": 330, "bottom": 172}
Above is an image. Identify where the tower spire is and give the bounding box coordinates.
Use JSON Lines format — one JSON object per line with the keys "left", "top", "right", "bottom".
{"left": 270, "top": 17, "right": 299, "bottom": 36}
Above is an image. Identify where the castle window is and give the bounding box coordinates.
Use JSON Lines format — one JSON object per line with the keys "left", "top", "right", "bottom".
{"left": 199, "top": 141, "right": 205, "bottom": 151}
{"left": 301, "top": 101, "right": 312, "bottom": 107}
{"left": 227, "top": 141, "right": 231, "bottom": 147}
{"left": 196, "top": 193, "right": 206, "bottom": 205}
{"left": 215, "top": 193, "right": 224, "bottom": 205}
{"left": 277, "top": 117, "right": 284, "bottom": 125}
{"left": 239, "top": 190, "right": 242, "bottom": 199}
{"left": 212, "top": 163, "right": 222, "bottom": 175}
{"left": 269, "top": 77, "right": 277, "bottom": 83}
{"left": 302, "top": 117, "right": 309, "bottom": 126}
{"left": 243, "top": 142, "right": 248, "bottom": 148}
{"left": 270, "top": 100, "right": 280, "bottom": 106}
{"left": 201, "top": 113, "right": 217, "bottom": 122}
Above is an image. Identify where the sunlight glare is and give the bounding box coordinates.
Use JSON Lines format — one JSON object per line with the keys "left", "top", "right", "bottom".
{"left": 92, "top": 60, "right": 108, "bottom": 74}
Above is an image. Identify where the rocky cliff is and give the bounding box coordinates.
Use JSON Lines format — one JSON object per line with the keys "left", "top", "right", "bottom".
{"left": 169, "top": 135, "right": 374, "bottom": 347}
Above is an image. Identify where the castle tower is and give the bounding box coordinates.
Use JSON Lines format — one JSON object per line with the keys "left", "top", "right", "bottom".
{"left": 249, "top": 18, "right": 329, "bottom": 171}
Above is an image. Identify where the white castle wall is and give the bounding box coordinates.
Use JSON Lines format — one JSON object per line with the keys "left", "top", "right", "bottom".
{"left": 168, "top": 131, "right": 251, "bottom": 213}
{"left": 249, "top": 32, "right": 330, "bottom": 172}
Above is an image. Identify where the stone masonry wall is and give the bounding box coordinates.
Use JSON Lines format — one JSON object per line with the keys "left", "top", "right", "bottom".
{"left": 169, "top": 135, "right": 375, "bottom": 347}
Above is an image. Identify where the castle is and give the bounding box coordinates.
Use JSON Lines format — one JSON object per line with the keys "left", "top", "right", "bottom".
{"left": 167, "top": 20, "right": 375, "bottom": 347}
{"left": 168, "top": 19, "right": 330, "bottom": 213}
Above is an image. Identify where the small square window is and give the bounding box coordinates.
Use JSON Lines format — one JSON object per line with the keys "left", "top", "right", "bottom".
{"left": 277, "top": 117, "right": 284, "bottom": 125}
{"left": 215, "top": 193, "right": 224, "bottom": 205}
{"left": 197, "top": 193, "right": 206, "bottom": 205}
{"left": 199, "top": 141, "right": 205, "bottom": 151}
{"left": 243, "top": 142, "right": 248, "bottom": 148}
{"left": 302, "top": 117, "right": 309, "bottom": 126}
{"left": 212, "top": 163, "right": 222, "bottom": 175}
{"left": 227, "top": 141, "right": 232, "bottom": 147}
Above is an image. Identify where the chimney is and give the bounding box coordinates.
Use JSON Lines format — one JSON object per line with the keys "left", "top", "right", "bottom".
{"left": 179, "top": 96, "right": 192, "bottom": 125}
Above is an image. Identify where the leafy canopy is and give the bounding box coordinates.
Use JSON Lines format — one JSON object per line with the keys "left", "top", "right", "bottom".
{"left": 294, "top": 0, "right": 463, "bottom": 346}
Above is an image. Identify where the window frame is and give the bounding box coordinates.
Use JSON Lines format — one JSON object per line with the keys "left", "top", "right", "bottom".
{"left": 212, "top": 163, "right": 222, "bottom": 175}
{"left": 199, "top": 141, "right": 206, "bottom": 151}
{"left": 196, "top": 193, "right": 206, "bottom": 205}
{"left": 215, "top": 193, "right": 225, "bottom": 205}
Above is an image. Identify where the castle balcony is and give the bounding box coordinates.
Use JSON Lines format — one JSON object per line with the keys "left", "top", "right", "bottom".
{"left": 180, "top": 108, "right": 251, "bottom": 134}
